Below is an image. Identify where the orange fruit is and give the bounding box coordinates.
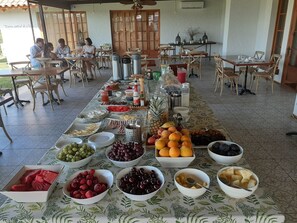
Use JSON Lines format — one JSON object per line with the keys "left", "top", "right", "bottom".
{"left": 181, "top": 135, "right": 191, "bottom": 142}
{"left": 181, "top": 129, "right": 190, "bottom": 136}
{"left": 167, "top": 140, "right": 179, "bottom": 148}
{"left": 168, "top": 126, "right": 177, "bottom": 133}
{"left": 161, "top": 130, "right": 171, "bottom": 138}
{"left": 169, "top": 147, "right": 181, "bottom": 157}
{"left": 182, "top": 141, "right": 192, "bottom": 148}
{"left": 169, "top": 132, "right": 181, "bottom": 141}
{"left": 159, "top": 137, "right": 169, "bottom": 144}
{"left": 180, "top": 146, "right": 193, "bottom": 157}
{"left": 159, "top": 147, "right": 170, "bottom": 157}
{"left": 155, "top": 139, "right": 166, "bottom": 150}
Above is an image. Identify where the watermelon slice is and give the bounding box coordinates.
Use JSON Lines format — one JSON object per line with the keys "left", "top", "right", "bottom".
{"left": 20, "top": 169, "right": 41, "bottom": 185}
{"left": 40, "top": 170, "right": 58, "bottom": 184}
{"left": 11, "top": 184, "right": 32, "bottom": 191}
{"left": 32, "top": 180, "right": 51, "bottom": 191}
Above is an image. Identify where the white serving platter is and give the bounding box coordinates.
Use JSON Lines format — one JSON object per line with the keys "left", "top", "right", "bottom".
{"left": 64, "top": 122, "right": 100, "bottom": 138}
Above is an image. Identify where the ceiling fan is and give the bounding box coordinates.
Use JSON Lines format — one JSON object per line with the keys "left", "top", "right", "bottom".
{"left": 120, "top": 0, "right": 157, "bottom": 10}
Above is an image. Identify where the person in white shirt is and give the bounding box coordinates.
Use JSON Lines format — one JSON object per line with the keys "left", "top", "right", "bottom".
{"left": 55, "top": 38, "right": 71, "bottom": 81}
{"left": 82, "top": 37, "right": 96, "bottom": 80}
{"left": 30, "top": 38, "right": 44, "bottom": 68}
{"left": 55, "top": 38, "right": 71, "bottom": 58}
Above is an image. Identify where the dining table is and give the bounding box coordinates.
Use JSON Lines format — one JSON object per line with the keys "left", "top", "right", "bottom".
{"left": 221, "top": 56, "right": 272, "bottom": 95}
{"left": 0, "top": 67, "right": 69, "bottom": 107}
{"left": 0, "top": 79, "right": 285, "bottom": 222}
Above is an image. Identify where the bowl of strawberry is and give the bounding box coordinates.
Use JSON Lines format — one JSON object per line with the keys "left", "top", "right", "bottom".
{"left": 0, "top": 165, "right": 62, "bottom": 202}
{"left": 63, "top": 169, "right": 113, "bottom": 205}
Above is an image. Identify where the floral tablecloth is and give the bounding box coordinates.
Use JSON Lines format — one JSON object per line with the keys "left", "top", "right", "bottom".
{"left": 0, "top": 81, "right": 285, "bottom": 223}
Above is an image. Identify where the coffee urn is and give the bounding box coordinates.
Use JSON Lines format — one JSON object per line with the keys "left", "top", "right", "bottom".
{"left": 112, "top": 53, "right": 121, "bottom": 81}
{"left": 132, "top": 53, "right": 141, "bottom": 74}
{"left": 122, "top": 56, "right": 132, "bottom": 80}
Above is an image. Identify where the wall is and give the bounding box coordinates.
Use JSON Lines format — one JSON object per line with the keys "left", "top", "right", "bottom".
{"left": 72, "top": 0, "right": 225, "bottom": 55}
{"left": 0, "top": 8, "right": 39, "bottom": 62}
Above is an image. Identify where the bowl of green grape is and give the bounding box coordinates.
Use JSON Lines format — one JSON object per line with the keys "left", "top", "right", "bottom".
{"left": 56, "top": 143, "right": 96, "bottom": 168}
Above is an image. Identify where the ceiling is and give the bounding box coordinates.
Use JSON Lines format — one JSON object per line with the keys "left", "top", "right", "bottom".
{"left": 28, "top": 0, "right": 171, "bottom": 10}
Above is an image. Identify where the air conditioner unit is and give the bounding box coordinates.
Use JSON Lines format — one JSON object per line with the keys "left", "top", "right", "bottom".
{"left": 180, "top": 1, "right": 204, "bottom": 9}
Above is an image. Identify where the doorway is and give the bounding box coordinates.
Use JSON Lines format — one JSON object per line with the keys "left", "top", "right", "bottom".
{"left": 110, "top": 10, "right": 160, "bottom": 58}
{"left": 282, "top": 0, "right": 297, "bottom": 90}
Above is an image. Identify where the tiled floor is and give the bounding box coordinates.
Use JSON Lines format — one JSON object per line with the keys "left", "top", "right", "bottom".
{"left": 0, "top": 62, "right": 297, "bottom": 222}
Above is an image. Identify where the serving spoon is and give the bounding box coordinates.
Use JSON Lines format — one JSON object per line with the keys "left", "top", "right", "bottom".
{"left": 186, "top": 177, "right": 212, "bottom": 192}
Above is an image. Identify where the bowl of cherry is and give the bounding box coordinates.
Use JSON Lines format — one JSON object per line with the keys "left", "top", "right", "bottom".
{"left": 63, "top": 169, "right": 113, "bottom": 205}
{"left": 116, "top": 166, "right": 165, "bottom": 201}
{"left": 106, "top": 141, "right": 145, "bottom": 168}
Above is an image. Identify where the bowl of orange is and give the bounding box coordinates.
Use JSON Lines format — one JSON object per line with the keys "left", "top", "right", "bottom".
{"left": 154, "top": 128, "right": 195, "bottom": 168}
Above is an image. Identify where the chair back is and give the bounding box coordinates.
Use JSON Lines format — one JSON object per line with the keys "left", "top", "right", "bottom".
{"left": 254, "top": 51, "right": 265, "bottom": 60}
{"left": 268, "top": 54, "right": 282, "bottom": 77}
{"left": 214, "top": 56, "right": 224, "bottom": 77}
{"left": 9, "top": 61, "right": 31, "bottom": 70}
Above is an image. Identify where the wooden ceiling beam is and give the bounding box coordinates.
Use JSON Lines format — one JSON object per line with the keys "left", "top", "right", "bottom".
{"left": 28, "top": 0, "right": 71, "bottom": 10}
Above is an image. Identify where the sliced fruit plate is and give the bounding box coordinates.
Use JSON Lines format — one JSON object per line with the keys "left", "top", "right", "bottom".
{"left": 76, "top": 108, "right": 109, "bottom": 123}
{"left": 0, "top": 165, "right": 63, "bottom": 202}
{"left": 107, "top": 105, "right": 131, "bottom": 114}
{"left": 64, "top": 123, "right": 101, "bottom": 138}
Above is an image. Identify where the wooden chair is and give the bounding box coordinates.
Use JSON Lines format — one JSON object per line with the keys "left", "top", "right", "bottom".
{"left": 213, "top": 54, "right": 233, "bottom": 85}
{"left": 251, "top": 54, "right": 282, "bottom": 93}
{"left": 26, "top": 73, "right": 61, "bottom": 111}
{"left": 239, "top": 51, "right": 265, "bottom": 86}
{"left": 186, "top": 54, "right": 203, "bottom": 79}
{"left": 0, "top": 89, "right": 16, "bottom": 142}
{"left": 9, "top": 61, "right": 32, "bottom": 97}
{"left": 46, "top": 60, "right": 67, "bottom": 96}
{"left": 64, "top": 57, "right": 88, "bottom": 87}
{"left": 214, "top": 57, "right": 239, "bottom": 96}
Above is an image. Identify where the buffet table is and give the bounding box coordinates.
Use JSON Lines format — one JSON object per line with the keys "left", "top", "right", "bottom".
{"left": 0, "top": 80, "right": 285, "bottom": 222}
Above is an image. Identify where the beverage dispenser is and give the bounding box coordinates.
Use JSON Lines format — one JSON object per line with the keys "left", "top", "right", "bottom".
{"left": 112, "top": 53, "right": 121, "bottom": 81}
{"left": 122, "top": 56, "right": 132, "bottom": 80}
{"left": 132, "top": 53, "right": 141, "bottom": 74}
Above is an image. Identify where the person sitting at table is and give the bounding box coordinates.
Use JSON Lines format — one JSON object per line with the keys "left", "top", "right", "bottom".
{"left": 30, "top": 38, "right": 44, "bottom": 68}
{"left": 44, "top": 42, "right": 58, "bottom": 60}
{"left": 55, "top": 38, "right": 71, "bottom": 59}
{"left": 82, "top": 37, "right": 96, "bottom": 80}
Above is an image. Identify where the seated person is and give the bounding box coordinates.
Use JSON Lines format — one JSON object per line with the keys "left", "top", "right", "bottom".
{"left": 55, "top": 38, "right": 71, "bottom": 58}
{"left": 82, "top": 37, "right": 96, "bottom": 80}
{"left": 44, "top": 42, "right": 58, "bottom": 60}
{"left": 30, "top": 38, "right": 44, "bottom": 68}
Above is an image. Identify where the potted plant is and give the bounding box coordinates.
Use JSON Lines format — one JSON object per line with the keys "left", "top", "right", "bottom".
{"left": 186, "top": 27, "right": 200, "bottom": 43}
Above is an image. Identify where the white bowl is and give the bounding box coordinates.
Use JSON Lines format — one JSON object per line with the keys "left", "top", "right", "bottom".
{"left": 174, "top": 168, "right": 210, "bottom": 198}
{"left": 116, "top": 166, "right": 165, "bottom": 201}
{"left": 88, "top": 132, "right": 115, "bottom": 149}
{"left": 0, "top": 165, "right": 63, "bottom": 202}
{"left": 217, "top": 166, "right": 259, "bottom": 199}
{"left": 155, "top": 149, "right": 195, "bottom": 168}
{"left": 56, "top": 143, "right": 96, "bottom": 168}
{"left": 55, "top": 137, "right": 83, "bottom": 150}
{"left": 207, "top": 141, "right": 243, "bottom": 165}
{"left": 63, "top": 169, "right": 113, "bottom": 205}
{"left": 105, "top": 145, "right": 145, "bottom": 168}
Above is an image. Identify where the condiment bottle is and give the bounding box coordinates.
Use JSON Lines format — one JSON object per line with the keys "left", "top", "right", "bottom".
{"left": 101, "top": 90, "right": 109, "bottom": 103}
{"left": 133, "top": 84, "right": 140, "bottom": 106}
